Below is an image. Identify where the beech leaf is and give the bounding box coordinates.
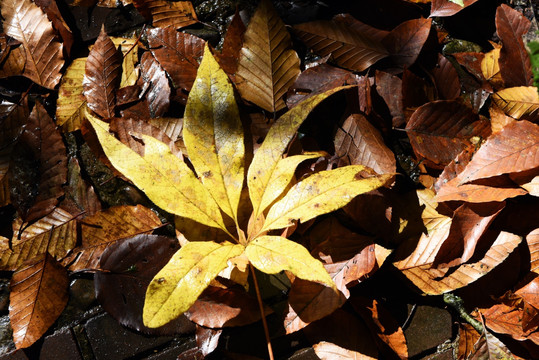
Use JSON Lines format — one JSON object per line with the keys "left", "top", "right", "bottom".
{"left": 184, "top": 44, "right": 245, "bottom": 221}
{"left": 56, "top": 57, "right": 87, "bottom": 132}
{"left": 83, "top": 27, "right": 122, "bottom": 119}
{"left": 0, "top": 0, "right": 64, "bottom": 89}
{"left": 382, "top": 18, "right": 432, "bottom": 68}
{"left": 133, "top": 0, "right": 198, "bottom": 29}
{"left": 235, "top": 0, "right": 300, "bottom": 113}
{"left": 140, "top": 52, "right": 171, "bottom": 118}
{"left": 143, "top": 241, "right": 244, "bottom": 328}
{"left": 430, "top": 0, "right": 479, "bottom": 17}
{"left": 492, "top": 86, "right": 539, "bottom": 120}
{"left": 9, "top": 254, "right": 69, "bottom": 349}
{"left": 86, "top": 112, "right": 227, "bottom": 231}
{"left": 261, "top": 166, "right": 394, "bottom": 232}
{"left": 245, "top": 236, "right": 335, "bottom": 289}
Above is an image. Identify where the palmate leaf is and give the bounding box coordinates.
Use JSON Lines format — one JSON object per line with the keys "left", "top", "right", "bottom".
{"left": 1, "top": 0, "right": 64, "bottom": 89}
{"left": 184, "top": 44, "right": 244, "bottom": 222}
{"left": 245, "top": 236, "right": 335, "bottom": 289}
{"left": 86, "top": 112, "right": 227, "bottom": 232}
{"left": 248, "top": 85, "right": 353, "bottom": 218}
{"left": 261, "top": 166, "right": 394, "bottom": 233}
{"left": 143, "top": 241, "right": 244, "bottom": 328}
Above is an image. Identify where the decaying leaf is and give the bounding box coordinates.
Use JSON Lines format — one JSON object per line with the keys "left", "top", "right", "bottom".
{"left": 56, "top": 57, "right": 87, "bottom": 132}
{"left": 235, "top": 0, "right": 300, "bottom": 113}
{"left": 430, "top": 0, "right": 479, "bottom": 17}
{"left": 1, "top": 0, "right": 64, "bottom": 89}
{"left": 133, "top": 0, "right": 198, "bottom": 29}
{"left": 382, "top": 17, "right": 432, "bottom": 68}
{"left": 140, "top": 52, "right": 171, "bottom": 118}
{"left": 9, "top": 253, "right": 69, "bottom": 349}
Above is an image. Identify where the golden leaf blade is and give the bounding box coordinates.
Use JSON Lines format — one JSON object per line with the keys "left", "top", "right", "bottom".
{"left": 143, "top": 241, "right": 244, "bottom": 328}
{"left": 248, "top": 86, "right": 353, "bottom": 218}
{"left": 399, "top": 231, "right": 522, "bottom": 295}
{"left": 492, "top": 86, "right": 539, "bottom": 120}
{"left": 257, "top": 152, "right": 327, "bottom": 219}
{"left": 86, "top": 112, "right": 227, "bottom": 231}
{"left": 245, "top": 236, "right": 335, "bottom": 289}
{"left": 481, "top": 46, "right": 503, "bottom": 87}
{"left": 10, "top": 254, "right": 69, "bottom": 349}
{"left": 56, "top": 57, "right": 87, "bottom": 132}
{"left": 261, "top": 166, "right": 394, "bottom": 232}
{"left": 235, "top": 0, "right": 300, "bottom": 112}
{"left": 111, "top": 36, "right": 139, "bottom": 88}
{"left": 184, "top": 44, "right": 244, "bottom": 221}
{"left": 1, "top": 0, "right": 64, "bottom": 89}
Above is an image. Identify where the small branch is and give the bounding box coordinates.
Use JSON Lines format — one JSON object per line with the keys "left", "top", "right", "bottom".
{"left": 249, "top": 264, "right": 274, "bottom": 360}
{"left": 443, "top": 293, "right": 484, "bottom": 333}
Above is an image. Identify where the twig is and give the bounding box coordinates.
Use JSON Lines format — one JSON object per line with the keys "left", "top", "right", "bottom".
{"left": 249, "top": 264, "right": 274, "bottom": 360}
{"left": 443, "top": 293, "right": 484, "bottom": 333}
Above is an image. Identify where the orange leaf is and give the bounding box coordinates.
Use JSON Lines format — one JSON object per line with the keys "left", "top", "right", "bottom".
{"left": 492, "top": 86, "right": 539, "bottom": 121}
{"left": 9, "top": 254, "right": 69, "bottom": 349}
{"left": 430, "top": 0, "right": 479, "bottom": 17}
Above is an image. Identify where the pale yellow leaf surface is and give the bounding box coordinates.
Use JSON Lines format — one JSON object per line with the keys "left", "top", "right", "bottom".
{"left": 481, "top": 46, "right": 503, "bottom": 88}
{"left": 183, "top": 44, "right": 244, "bottom": 221}
{"left": 393, "top": 189, "right": 452, "bottom": 271}
{"left": 56, "top": 57, "right": 87, "bottom": 132}
{"left": 245, "top": 236, "right": 335, "bottom": 289}
{"left": 400, "top": 231, "right": 521, "bottom": 295}
{"left": 111, "top": 37, "right": 139, "bottom": 87}
{"left": 248, "top": 85, "right": 353, "bottom": 217}
{"left": 520, "top": 175, "right": 539, "bottom": 196}
{"left": 261, "top": 166, "right": 394, "bottom": 232}
{"left": 492, "top": 86, "right": 539, "bottom": 120}
{"left": 257, "top": 152, "right": 327, "bottom": 218}
{"left": 86, "top": 112, "right": 227, "bottom": 231}
{"left": 236, "top": 0, "right": 300, "bottom": 112}
{"left": 143, "top": 241, "right": 244, "bottom": 328}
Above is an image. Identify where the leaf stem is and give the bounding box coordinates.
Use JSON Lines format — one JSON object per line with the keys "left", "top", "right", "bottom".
{"left": 249, "top": 264, "right": 274, "bottom": 360}
{"left": 443, "top": 293, "right": 483, "bottom": 333}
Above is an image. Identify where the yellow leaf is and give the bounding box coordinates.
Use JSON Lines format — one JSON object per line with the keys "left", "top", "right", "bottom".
{"left": 184, "top": 44, "right": 244, "bottom": 221}
{"left": 86, "top": 112, "right": 227, "bottom": 231}
{"left": 257, "top": 152, "right": 327, "bottom": 219}
{"left": 261, "top": 166, "right": 394, "bottom": 232}
{"left": 56, "top": 57, "right": 87, "bottom": 132}
{"left": 143, "top": 241, "right": 244, "bottom": 328}
{"left": 248, "top": 86, "right": 353, "bottom": 217}
{"left": 481, "top": 46, "right": 503, "bottom": 88}
{"left": 235, "top": 0, "right": 301, "bottom": 112}
{"left": 111, "top": 36, "right": 139, "bottom": 88}
{"left": 245, "top": 236, "right": 335, "bottom": 289}
{"left": 492, "top": 86, "right": 539, "bottom": 120}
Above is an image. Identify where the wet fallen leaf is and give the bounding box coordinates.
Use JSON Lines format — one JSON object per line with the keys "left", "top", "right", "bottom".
{"left": 430, "top": 0, "right": 479, "bottom": 17}
{"left": 383, "top": 17, "right": 432, "bottom": 68}
{"left": 56, "top": 57, "right": 87, "bottom": 132}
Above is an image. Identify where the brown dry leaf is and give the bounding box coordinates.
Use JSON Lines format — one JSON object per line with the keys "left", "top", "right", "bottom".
{"left": 489, "top": 103, "right": 516, "bottom": 134}
{"left": 492, "top": 86, "right": 539, "bottom": 121}
{"left": 482, "top": 45, "right": 504, "bottom": 89}
{"left": 334, "top": 114, "right": 396, "bottom": 175}
{"left": 8, "top": 102, "right": 67, "bottom": 223}
{"left": 515, "top": 277, "right": 539, "bottom": 333}
{"left": 433, "top": 202, "right": 505, "bottom": 268}
{"left": 481, "top": 302, "right": 539, "bottom": 344}
{"left": 133, "top": 0, "right": 198, "bottom": 29}
{"left": 375, "top": 71, "right": 405, "bottom": 127}
{"left": 9, "top": 254, "right": 69, "bottom": 349}
{"left": 435, "top": 176, "right": 528, "bottom": 203}
{"left": 430, "top": 0, "right": 479, "bottom": 17}
{"left": 458, "top": 323, "right": 482, "bottom": 360}
{"left": 217, "top": 8, "right": 245, "bottom": 77}
{"left": 64, "top": 205, "right": 162, "bottom": 271}
{"left": 186, "top": 286, "right": 271, "bottom": 328}
{"left": 382, "top": 17, "right": 432, "bottom": 68}
{"left": 65, "top": 157, "right": 101, "bottom": 217}
{"left": 235, "top": 0, "right": 300, "bottom": 113}
{"left": 0, "top": 207, "right": 77, "bottom": 271}
{"left": 56, "top": 57, "right": 87, "bottom": 132}
{"left": 293, "top": 19, "right": 388, "bottom": 72}
{"left": 432, "top": 53, "right": 461, "bottom": 100}
{"left": 469, "top": 326, "right": 516, "bottom": 360}
{"left": 405, "top": 100, "right": 491, "bottom": 167}
{"left": 453, "top": 51, "right": 485, "bottom": 82}
{"left": 140, "top": 52, "right": 171, "bottom": 117}
{"left": 351, "top": 297, "right": 408, "bottom": 360}
{"left": 1, "top": 0, "right": 64, "bottom": 89}
{"left": 34, "top": 0, "right": 73, "bottom": 56}
{"left": 0, "top": 44, "right": 26, "bottom": 79}
{"left": 83, "top": 27, "right": 122, "bottom": 119}
{"left": 333, "top": 14, "right": 389, "bottom": 43}
{"left": 398, "top": 231, "right": 522, "bottom": 295}
{"left": 457, "top": 120, "right": 539, "bottom": 184}
{"left": 528, "top": 229, "right": 539, "bottom": 275}
{"left": 496, "top": 4, "right": 533, "bottom": 88}
{"left": 146, "top": 27, "right": 205, "bottom": 95}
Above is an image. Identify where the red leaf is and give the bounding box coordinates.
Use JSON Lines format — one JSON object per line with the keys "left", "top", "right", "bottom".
{"left": 83, "top": 27, "right": 122, "bottom": 119}
{"left": 430, "top": 0, "right": 480, "bottom": 17}
{"left": 375, "top": 70, "right": 405, "bottom": 127}
{"left": 432, "top": 54, "right": 461, "bottom": 100}
{"left": 496, "top": 4, "right": 533, "bottom": 87}
{"left": 218, "top": 8, "right": 246, "bottom": 77}
{"left": 406, "top": 100, "right": 491, "bottom": 167}
{"left": 383, "top": 18, "right": 432, "bottom": 68}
